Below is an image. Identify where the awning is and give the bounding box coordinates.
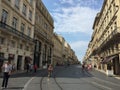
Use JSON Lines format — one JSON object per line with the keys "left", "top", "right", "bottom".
{"left": 0, "top": 57, "right": 7, "bottom": 61}
{"left": 25, "top": 56, "right": 32, "bottom": 61}
{"left": 101, "top": 55, "right": 117, "bottom": 64}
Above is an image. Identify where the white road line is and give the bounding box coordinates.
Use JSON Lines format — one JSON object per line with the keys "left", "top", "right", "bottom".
{"left": 85, "top": 72, "right": 120, "bottom": 87}
{"left": 22, "top": 77, "right": 35, "bottom": 90}
{"left": 92, "top": 77, "right": 120, "bottom": 87}
{"left": 92, "top": 81, "right": 112, "bottom": 90}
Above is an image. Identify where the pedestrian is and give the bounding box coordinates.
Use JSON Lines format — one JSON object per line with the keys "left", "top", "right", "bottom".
{"left": 12, "top": 63, "right": 16, "bottom": 72}
{"left": 30, "top": 64, "right": 33, "bottom": 72}
{"left": 82, "top": 64, "right": 85, "bottom": 72}
{"left": 48, "top": 64, "right": 53, "bottom": 77}
{"left": 26, "top": 63, "right": 30, "bottom": 73}
{"left": 88, "top": 64, "right": 92, "bottom": 71}
{"left": 33, "top": 64, "right": 37, "bottom": 73}
{"left": 1, "top": 61, "right": 12, "bottom": 89}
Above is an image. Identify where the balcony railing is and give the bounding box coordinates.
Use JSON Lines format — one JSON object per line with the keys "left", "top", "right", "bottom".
{"left": 99, "top": 27, "right": 120, "bottom": 49}
{"left": 0, "top": 22, "right": 33, "bottom": 42}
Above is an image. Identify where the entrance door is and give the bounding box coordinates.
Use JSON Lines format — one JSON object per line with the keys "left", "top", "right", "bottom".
{"left": 113, "top": 56, "right": 119, "bottom": 75}
{"left": 17, "top": 55, "right": 22, "bottom": 70}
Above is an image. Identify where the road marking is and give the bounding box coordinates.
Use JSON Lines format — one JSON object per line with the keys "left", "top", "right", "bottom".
{"left": 92, "top": 77, "right": 120, "bottom": 87}
{"left": 92, "top": 81, "right": 112, "bottom": 90}
{"left": 84, "top": 71, "right": 120, "bottom": 87}
{"left": 22, "top": 77, "right": 35, "bottom": 90}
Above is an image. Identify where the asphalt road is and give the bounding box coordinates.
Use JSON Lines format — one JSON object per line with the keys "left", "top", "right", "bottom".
{"left": 0, "top": 65, "right": 120, "bottom": 90}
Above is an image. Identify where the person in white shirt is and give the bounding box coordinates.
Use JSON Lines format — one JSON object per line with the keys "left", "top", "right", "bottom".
{"left": 1, "top": 61, "right": 12, "bottom": 89}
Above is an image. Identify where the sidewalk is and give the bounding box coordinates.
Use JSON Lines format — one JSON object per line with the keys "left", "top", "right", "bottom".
{"left": 0, "top": 69, "right": 31, "bottom": 77}
{"left": 0, "top": 67, "right": 45, "bottom": 77}
{"left": 0, "top": 68, "right": 47, "bottom": 89}
{"left": 95, "top": 68, "right": 120, "bottom": 80}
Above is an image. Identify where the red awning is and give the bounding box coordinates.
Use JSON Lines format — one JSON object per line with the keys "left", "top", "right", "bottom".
{"left": 101, "top": 55, "right": 117, "bottom": 64}
{"left": 25, "top": 56, "right": 32, "bottom": 61}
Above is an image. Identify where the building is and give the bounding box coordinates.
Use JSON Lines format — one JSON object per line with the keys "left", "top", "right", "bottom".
{"left": 84, "top": 0, "right": 120, "bottom": 75}
{"left": 53, "top": 33, "right": 63, "bottom": 66}
{"left": 34, "top": 0, "right": 54, "bottom": 68}
{"left": 0, "top": 0, "right": 36, "bottom": 71}
{"left": 53, "top": 33, "right": 78, "bottom": 66}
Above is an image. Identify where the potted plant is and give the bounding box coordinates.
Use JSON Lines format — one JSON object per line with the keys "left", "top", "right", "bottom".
{"left": 106, "top": 62, "right": 113, "bottom": 76}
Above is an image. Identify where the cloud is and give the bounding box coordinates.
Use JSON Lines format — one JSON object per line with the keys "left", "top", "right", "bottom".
{"left": 52, "top": 5, "right": 98, "bottom": 35}
{"left": 48, "top": 0, "right": 103, "bottom": 61}
{"left": 59, "top": 0, "right": 74, "bottom": 5}
{"left": 70, "top": 41, "right": 89, "bottom": 49}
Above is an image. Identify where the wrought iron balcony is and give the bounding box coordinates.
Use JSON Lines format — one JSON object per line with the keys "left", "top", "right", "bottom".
{"left": 99, "top": 27, "right": 120, "bottom": 49}
{"left": 0, "top": 22, "right": 33, "bottom": 42}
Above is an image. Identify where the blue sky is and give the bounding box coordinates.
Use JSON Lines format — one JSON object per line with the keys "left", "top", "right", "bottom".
{"left": 42, "top": 0, "right": 104, "bottom": 62}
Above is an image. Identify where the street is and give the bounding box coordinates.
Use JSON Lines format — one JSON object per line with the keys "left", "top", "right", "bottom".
{"left": 0, "top": 65, "right": 120, "bottom": 90}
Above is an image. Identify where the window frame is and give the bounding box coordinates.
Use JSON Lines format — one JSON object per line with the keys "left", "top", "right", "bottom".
{"left": 12, "top": 17, "right": 18, "bottom": 29}
{"left": 1, "top": 9, "right": 8, "bottom": 23}
{"left": 15, "top": 0, "right": 20, "bottom": 9}
{"left": 22, "top": 4, "right": 27, "bottom": 16}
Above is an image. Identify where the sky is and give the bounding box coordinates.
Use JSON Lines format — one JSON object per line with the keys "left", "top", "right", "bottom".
{"left": 42, "top": 0, "right": 104, "bottom": 62}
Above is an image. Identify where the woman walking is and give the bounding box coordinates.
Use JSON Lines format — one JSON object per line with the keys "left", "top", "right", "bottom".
{"left": 48, "top": 64, "right": 53, "bottom": 77}
{"left": 1, "top": 61, "right": 12, "bottom": 89}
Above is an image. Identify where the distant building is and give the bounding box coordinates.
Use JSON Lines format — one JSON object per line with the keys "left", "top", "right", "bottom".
{"left": 53, "top": 33, "right": 79, "bottom": 66}
{"left": 34, "top": 0, "right": 54, "bottom": 68}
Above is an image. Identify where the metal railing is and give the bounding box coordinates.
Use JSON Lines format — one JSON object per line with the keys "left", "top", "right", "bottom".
{"left": 0, "top": 22, "right": 34, "bottom": 42}
{"left": 99, "top": 27, "right": 120, "bottom": 49}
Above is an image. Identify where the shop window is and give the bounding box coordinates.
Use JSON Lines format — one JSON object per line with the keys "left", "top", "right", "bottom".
{"left": 107, "top": 62, "right": 113, "bottom": 70}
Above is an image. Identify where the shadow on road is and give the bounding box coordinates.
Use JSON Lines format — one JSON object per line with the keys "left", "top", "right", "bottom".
{"left": 5, "top": 87, "right": 23, "bottom": 90}
{"left": 0, "top": 65, "right": 93, "bottom": 79}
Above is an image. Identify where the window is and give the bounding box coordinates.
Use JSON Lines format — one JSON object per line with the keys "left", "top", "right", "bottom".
{"left": 19, "top": 44, "right": 23, "bottom": 49}
{"left": 1, "top": 9, "right": 8, "bottom": 23}
{"left": 25, "top": 45, "right": 29, "bottom": 51}
{"left": 44, "top": 23, "right": 48, "bottom": 29}
{"left": 12, "top": 17, "right": 18, "bottom": 29}
{"left": 29, "top": 0, "right": 33, "bottom": 5}
{"left": 114, "top": 22, "right": 117, "bottom": 29}
{"left": 0, "top": 37, "right": 5, "bottom": 44}
{"left": 10, "top": 41, "right": 15, "bottom": 48}
{"left": 22, "top": 4, "right": 26, "bottom": 16}
{"left": 29, "top": 10, "right": 32, "bottom": 21}
{"left": 27, "top": 27, "right": 31, "bottom": 36}
{"left": 21, "top": 23, "right": 25, "bottom": 33}
{"left": 15, "top": 0, "right": 20, "bottom": 9}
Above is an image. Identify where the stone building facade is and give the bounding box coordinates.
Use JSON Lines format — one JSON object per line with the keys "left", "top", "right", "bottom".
{"left": 84, "top": 0, "right": 120, "bottom": 75}
{"left": 32, "top": 0, "right": 54, "bottom": 68}
{"left": 0, "top": 0, "right": 36, "bottom": 71}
